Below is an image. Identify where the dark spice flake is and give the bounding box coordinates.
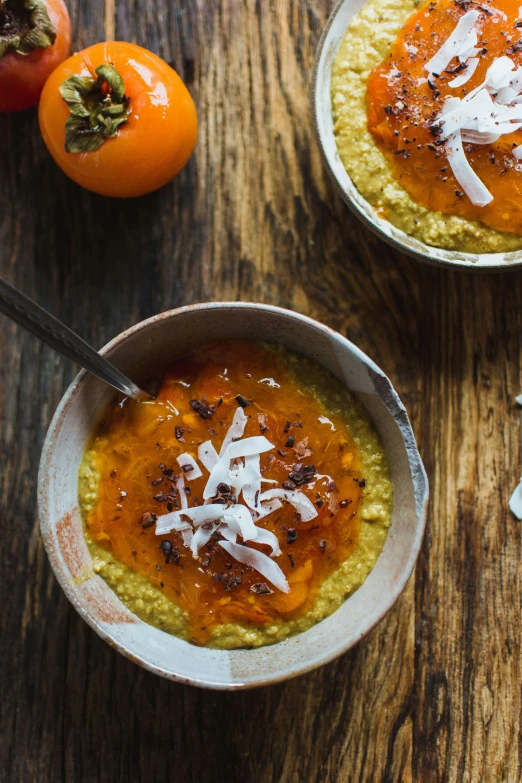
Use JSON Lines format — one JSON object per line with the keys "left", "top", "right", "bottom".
{"left": 190, "top": 398, "right": 215, "bottom": 419}
{"left": 141, "top": 512, "right": 157, "bottom": 529}
{"left": 250, "top": 583, "right": 273, "bottom": 595}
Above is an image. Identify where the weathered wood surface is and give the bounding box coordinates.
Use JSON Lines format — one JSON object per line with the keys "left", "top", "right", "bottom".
{"left": 1, "top": 1, "right": 521, "bottom": 780}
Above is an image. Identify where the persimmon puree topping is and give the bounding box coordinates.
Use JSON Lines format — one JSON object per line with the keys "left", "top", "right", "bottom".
{"left": 366, "top": 0, "right": 522, "bottom": 234}
{"left": 84, "top": 341, "right": 365, "bottom": 646}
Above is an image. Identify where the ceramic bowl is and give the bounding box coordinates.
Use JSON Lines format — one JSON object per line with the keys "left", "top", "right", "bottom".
{"left": 38, "top": 302, "right": 428, "bottom": 689}
{"left": 311, "top": 0, "right": 522, "bottom": 271}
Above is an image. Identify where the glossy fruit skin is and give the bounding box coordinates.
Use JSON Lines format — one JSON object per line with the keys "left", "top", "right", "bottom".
{"left": 0, "top": 0, "right": 72, "bottom": 113}
{"left": 38, "top": 42, "right": 198, "bottom": 198}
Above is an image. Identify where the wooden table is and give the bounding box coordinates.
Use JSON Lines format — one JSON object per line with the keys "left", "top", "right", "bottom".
{"left": 1, "top": 1, "right": 521, "bottom": 780}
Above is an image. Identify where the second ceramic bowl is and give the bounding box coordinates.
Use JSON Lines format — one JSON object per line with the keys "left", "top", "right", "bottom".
{"left": 311, "top": 0, "right": 522, "bottom": 272}
{"left": 38, "top": 302, "right": 428, "bottom": 689}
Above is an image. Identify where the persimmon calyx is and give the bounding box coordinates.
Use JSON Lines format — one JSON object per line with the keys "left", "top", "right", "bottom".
{"left": 59, "top": 64, "right": 131, "bottom": 153}
{"left": 0, "top": 0, "right": 56, "bottom": 58}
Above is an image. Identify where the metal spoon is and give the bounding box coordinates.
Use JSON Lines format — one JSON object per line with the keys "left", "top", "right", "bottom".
{"left": 0, "top": 276, "right": 152, "bottom": 402}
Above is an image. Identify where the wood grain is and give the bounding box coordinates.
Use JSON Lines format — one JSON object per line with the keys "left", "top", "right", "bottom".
{"left": 0, "top": 0, "right": 521, "bottom": 780}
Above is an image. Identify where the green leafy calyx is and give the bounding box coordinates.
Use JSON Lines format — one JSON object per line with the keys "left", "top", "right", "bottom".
{"left": 0, "top": 0, "right": 56, "bottom": 58}
{"left": 59, "top": 64, "right": 131, "bottom": 154}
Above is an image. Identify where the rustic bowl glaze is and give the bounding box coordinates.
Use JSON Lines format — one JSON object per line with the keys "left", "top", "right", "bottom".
{"left": 38, "top": 302, "right": 428, "bottom": 689}
{"left": 311, "top": 0, "right": 522, "bottom": 271}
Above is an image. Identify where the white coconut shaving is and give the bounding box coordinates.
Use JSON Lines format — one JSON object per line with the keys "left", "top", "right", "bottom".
{"left": 318, "top": 415, "right": 336, "bottom": 431}
{"left": 424, "top": 10, "right": 480, "bottom": 77}
{"left": 154, "top": 406, "right": 326, "bottom": 592}
{"left": 219, "top": 406, "right": 248, "bottom": 456}
{"left": 445, "top": 131, "right": 493, "bottom": 206}
{"left": 176, "top": 452, "right": 203, "bottom": 480}
{"left": 218, "top": 540, "right": 290, "bottom": 593}
{"left": 509, "top": 478, "right": 522, "bottom": 519}
{"left": 198, "top": 440, "right": 219, "bottom": 472}
{"left": 448, "top": 58, "right": 479, "bottom": 89}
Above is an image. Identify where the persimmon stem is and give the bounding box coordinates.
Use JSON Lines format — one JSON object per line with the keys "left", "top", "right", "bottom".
{"left": 0, "top": 0, "right": 56, "bottom": 58}
{"left": 60, "top": 64, "right": 131, "bottom": 153}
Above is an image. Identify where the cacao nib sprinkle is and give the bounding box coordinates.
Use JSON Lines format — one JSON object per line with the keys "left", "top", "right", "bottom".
{"left": 327, "top": 480, "right": 337, "bottom": 492}
{"left": 353, "top": 477, "right": 366, "bottom": 488}
{"left": 315, "top": 499, "right": 324, "bottom": 508}
{"left": 445, "top": 61, "right": 467, "bottom": 74}
{"left": 159, "top": 540, "right": 173, "bottom": 563}
{"left": 286, "top": 528, "right": 298, "bottom": 544}
{"left": 254, "top": 489, "right": 260, "bottom": 508}
{"left": 283, "top": 420, "right": 291, "bottom": 433}
{"left": 293, "top": 421, "right": 303, "bottom": 428}
{"left": 154, "top": 493, "right": 169, "bottom": 502}
{"left": 141, "top": 512, "right": 157, "bottom": 529}
{"left": 158, "top": 463, "right": 167, "bottom": 471}
{"left": 217, "top": 396, "right": 223, "bottom": 407}
{"left": 201, "top": 556, "right": 211, "bottom": 568}
{"left": 167, "top": 502, "right": 173, "bottom": 512}
{"left": 225, "top": 575, "right": 242, "bottom": 590}
{"left": 250, "top": 582, "right": 273, "bottom": 595}
{"left": 294, "top": 512, "right": 302, "bottom": 524}
{"left": 384, "top": 104, "right": 393, "bottom": 115}
{"left": 180, "top": 464, "right": 194, "bottom": 473}
{"left": 190, "top": 399, "right": 215, "bottom": 419}
{"left": 285, "top": 434, "right": 295, "bottom": 448}
{"left": 184, "top": 486, "right": 191, "bottom": 495}
{"left": 319, "top": 539, "right": 327, "bottom": 554}
{"left": 287, "top": 553, "right": 295, "bottom": 568}
{"left": 277, "top": 449, "right": 286, "bottom": 458}
{"left": 175, "top": 426, "right": 185, "bottom": 442}
{"left": 110, "top": 469, "right": 116, "bottom": 479}
{"left": 282, "top": 479, "right": 296, "bottom": 491}
{"left": 235, "top": 394, "right": 251, "bottom": 408}
{"left": 288, "top": 464, "right": 317, "bottom": 487}
{"left": 209, "top": 428, "right": 217, "bottom": 436}
{"left": 213, "top": 572, "right": 226, "bottom": 582}
{"left": 151, "top": 477, "right": 163, "bottom": 486}
{"left": 258, "top": 413, "right": 269, "bottom": 434}
{"left": 340, "top": 499, "right": 352, "bottom": 508}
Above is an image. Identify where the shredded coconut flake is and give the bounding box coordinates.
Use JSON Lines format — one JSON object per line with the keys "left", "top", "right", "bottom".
{"left": 509, "top": 478, "right": 522, "bottom": 519}
{"left": 318, "top": 415, "right": 336, "bottom": 431}
{"left": 219, "top": 406, "right": 248, "bottom": 456}
{"left": 424, "top": 10, "right": 480, "bottom": 76}
{"left": 445, "top": 131, "right": 493, "bottom": 207}
{"left": 198, "top": 440, "right": 219, "bottom": 472}
{"left": 259, "top": 488, "right": 318, "bottom": 522}
{"left": 176, "top": 452, "right": 203, "bottom": 480}
{"left": 449, "top": 57, "right": 479, "bottom": 88}
{"left": 218, "top": 540, "right": 290, "bottom": 593}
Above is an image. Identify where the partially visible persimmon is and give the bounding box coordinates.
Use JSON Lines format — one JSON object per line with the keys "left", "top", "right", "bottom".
{"left": 0, "top": 0, "right": 72, "bottom": 112}
{"left": 38, "top": 41, "right": 197, "bottom": 197}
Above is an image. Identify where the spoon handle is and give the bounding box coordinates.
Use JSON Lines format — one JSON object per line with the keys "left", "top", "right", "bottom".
{"left": 0, "top": 277, "right": 150, "bottom": 402}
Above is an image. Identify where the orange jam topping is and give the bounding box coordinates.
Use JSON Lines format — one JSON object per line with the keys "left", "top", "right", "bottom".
{"left": 84, "top": 341, "right": 365, "bottom": 645}
{"left": 366, "top": 0, "right": 522, "bottom": 234}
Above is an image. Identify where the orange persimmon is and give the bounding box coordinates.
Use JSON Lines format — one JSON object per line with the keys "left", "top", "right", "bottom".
{"left": 0, "top": 0, "right": 71, "bottom": 112}
{"left": 38, "top": 41, "right": 197, "bottom": 197}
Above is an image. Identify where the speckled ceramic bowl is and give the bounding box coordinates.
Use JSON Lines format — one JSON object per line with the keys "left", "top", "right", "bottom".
{"left": 38, "top": 302, "right": 428, "bottom": 689}
{"left": 311, "top": 0, "right": 522, "bottom": 271}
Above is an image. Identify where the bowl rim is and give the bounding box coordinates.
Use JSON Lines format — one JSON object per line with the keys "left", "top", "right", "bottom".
{"left": 310, "top": 0, "right": 522, "bottom": 272}
{"left": 38, "top": 301, "right": 429, "bottom": 688}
